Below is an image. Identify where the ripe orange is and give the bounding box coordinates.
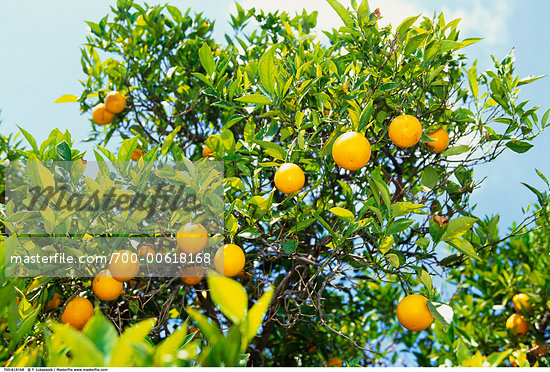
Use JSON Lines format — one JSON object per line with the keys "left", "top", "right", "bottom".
{"left": 45, "top": 292, "right": 61, "bottom": 312}
{"left": 331, "top": 131, "right": 371, "bottom": 170}
{"left": 274, "top": 163, "right": 305, "bottom": 194}
{"left": 181, "top": 265, "right": 204, "bottom": 285}
{"left": 506, "top": 313, "right": 529, "bottom": 335}
{"left": 327, "top": 357, "right": 343, "bottom": 367}
{"left": 202, "top": 144, "right": 214, "bottom": 157}
{"left": 532, "top": 342, "right": 548, "bottom": 358}
{"left": 138, "top": 245, "right": 155, "bottom": 257}
{"left": 92, "top": 104, "right": 114, "bottom": 126}
{"left": 396, "top": 294, "right": 434, "bottom": 331}
{"left": 61, "top": 297, "right": 94, "bottom": 330}
{"left": 93, "top": 269, "right": 123, "bottom": 301}
{"left": 214, "top": 244, "right": 245, "bottom": 277}
{"left": 426, "top": 128, "right": 449, "bottom": 153}
{"left": 104, "top": 91, "right": 126, "bottom": 114}
{"left": 512, "top": 293, "right": 531, "bottom": 312}
{"left": 176, "top": 223, "right": 209, "bottom": 254}
{"left": 389, "top": 115, "right": 422, "bottom": 148}
{"left": 131, "top": 148, "right": 145, "bottom": 161}
{"left": 109, "top": 250, "right": 140, "bottom": 282}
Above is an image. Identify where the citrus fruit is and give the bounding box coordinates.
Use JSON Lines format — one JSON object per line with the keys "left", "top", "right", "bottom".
{"left": 61, "top": 297, "right": 94, "bottom": 330}
{"left": 512, "top": 293, "right": 531, "bottom": 312}
{"left": 327, "top": 357, "right": 343, "bottom": 367}
{"left": 274, "top": 163, "right": 305, "bottom": 194}
{"left": 331, "top": 131, "right": 371, "bottom": 170}
{"left": 532, "top": 342, "right": 548, "bottom": 358}
{"left": 92, "top": 104, "right": 114, "bottom": 126}
{"left": 426, "top": 128, "right": 449, "bottom": 153}
{"left": 181, "top": 265, "right": 204, "bottom": 285}
{"left": 109, "top": 250, "right": 140, "bottom": 282}
{"left": 138, "top": 245, "right": 155, "bottom": 257}
{"left": 93, "top": 269, "right": 123, "bottom": 301}
{"left": 506, "top": 313, "right": 529, "bottom": 335}
{"left": 214, "top": 244, "right": 245, "bottom": 277}
{"left": 131, "top": 148, "right": 145, "bottom": 161}
{"left": 176, "top": 223, "right": 208, "bottom": 254}
{"left": 396, "top": 294, "right": 434, "bottom": 331}
{"left": 104, "top": 91, "right": 126, "bottom": 114}
{"left": 389, "top": 115, "right": 422, "bottom": 148}
{"left": 45, "top": 292, "right": 61, "bottom": 312}
{"left": 202, "top": 144, "right": 214, "bottom": 157}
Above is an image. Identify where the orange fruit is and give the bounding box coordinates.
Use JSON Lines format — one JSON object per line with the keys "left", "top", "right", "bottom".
{"left": 389, "top": 115, "right": 422, "bottom": 148}
{"left": 176, "top": 223, "right": 208, "bottom": 254}
{"left": 181, "top": 265, "right": 204, "bottom": 285}
{"left": 512, "top": 293, "right": 531, "bottom": 312}
{"left": 92, "top": 104, "right": 114, "bottom": 126}
{"left": 61, "top": 297, "right": 94, "bottom": 330}
{"left": 45, "top": 292, "right": 61, "bottom": 312}
{"left": 104, "top": 91, "right": 126, "bottom": 114}
{"left": 396, "top": 294, "right": 434, "bottom": 331}
{"left": 131, "top": 148, "right": 145, "bottom": 161}
{"left": 93, "top": 269, "right": 123, "bottom": 301}
{"left": 331, "top": 131, "right": 371, "bottom": 170}
{"left": 138, "top": 245, "right": 155, "bottom": 257}
{"left": 202, "top": 144, "right": 214, "bottom": 157}
{"left": 506, "top": 313, "right": 529, "bottom": 335}
{"left": 109, "top": 250, "right": 140, "bottom": 282}
{"left": 426, "top": 128, "right": 449, "bottom": 153}
{"left": 532, "top": 342, "right": 548, "bottom": 358}
{"left": 214, "top": 49, "right": 221, "bottom": 57}
{"left": 274, "top": 163, "right": 305, "bottom": 194}
{"left": 327, "top": 357, "right": 343, "bottom": 367}
{"left": 214, "top": 244, "right": 245, "bottom": 277}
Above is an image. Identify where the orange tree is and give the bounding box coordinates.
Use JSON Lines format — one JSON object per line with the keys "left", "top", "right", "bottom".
{"left": 1, "top": 0, "right": 549, "bottom": 367}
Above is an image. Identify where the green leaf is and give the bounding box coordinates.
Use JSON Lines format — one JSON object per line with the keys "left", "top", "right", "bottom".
{"left": 82, "top": 310, "right": 118, "bottom": 360}
{"left": 235, "top": 94, "right": 272, "bottom": 105}
{"left": 427, "top": 301, "right": 454, "bottom": 332}
{"left": 468, "top": 64, "right": 479, "bottom": 100}
{"left": 370, "top": 167, "right": 391, "bottom": 210}
{"left": 198, "top": 43, "right": 215, "bottom": 77}
{"left": 442, "top": 145, "right": 470, "bottom": 156}
{"left": 253, "top": 140, "right": 285, "bottom": 160}
{"left": 506, "top": 140, "right": 533, "bottom": 153}
{"left": 441, "top": 217, "right": 477, "bottom": 242}
{"left": 18, "top": 126, "right": 38, "bottom": 153}
{"left": 386, "top": 218, "right": 414, "bottom": 235}
{"left": 282, "top": 240, "right": 298, "bottom": 254}
{"left": 161, "top": 127, "right": 180, "bottom": 156}
{"left": 419, "top": 269, "right": 433, "bottom": 295}
{"left": 421, "top": 166, "right": 438, "bottom": 190}
{"left": 109, "top": 318, "right": 156, "bottom": 366}
{"left": 117, "top": 137, "right": 138, "bottom": 162}
{"left": 396, "top": 15, "right": 420, "bottom": 41}
{"left": 357, "top": 0, "right": 370, "bottom": 24}
{"left": 185, "top": 307, "right": 223, "bottom": 345}
{"left": 386, "top": 253, "right": 400, "bottom": 267}
{"left": 55, "top": 141, "right": 72, "bottom": 161}
{"left": 521, "top": 182, "right": 547, "bottom": 206}
{"left": 53, "top": 94, "right": 78, "bottom": 103}
{"left": 517, "top": 74, "right": 547, "bottom": 86}
{"left": 207, "top": 275, "right": 248, "bottom": 324}
{"left": 404, "top": 33, "right": 429, "bottom": 55}
{"left": 153, "top": 326, "right": 189, "bottom": 366}
{"left": 258, "top": 47, "right": 276, "bottom": 95}
{"left": 326, "top": 0, "right": 354, "bottom": 27}
{"left": 50, "top": 323, "right": 105, "bottom": 366}
{"left": 27, "top": 156, "right": 55, "bottom": 189}
{"left": 245, "top": 287, "right": 274, "bottom": 342}
{"left": 391, "top": 202, "right": 424, "bottom": 218}
{"left": 329, "top": 207, "right": 355, "bottom": 223}
{"left": 448, "top": 238, "right": 481, "bottom": 260}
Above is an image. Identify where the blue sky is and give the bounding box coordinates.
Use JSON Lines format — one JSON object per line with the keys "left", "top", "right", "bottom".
{"left": 1, "top": 0, "right": 549, "bottom": 231}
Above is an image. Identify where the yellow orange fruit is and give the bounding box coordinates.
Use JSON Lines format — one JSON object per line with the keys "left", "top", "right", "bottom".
{"left": 108, "top": 250, "right": 140, "bottom": 282}
{"left": 274, "top": 163, "right": 305, "bottom": 194}
{"left": 45, "top": 292, "right": 61, "bottom": 312}
{"left": 214, "top": 244, "right": 245, "bottom": 277}
{"left": 396, "top": 294, "right": 434, "bottom": 331}
{"left": 327, "top": 357, "right": 343, "bottom": 367}
{"left": 104, "top": 91, "right": 126, "bottom": 114}
{"left": 389, "top": 115, "right": 422, "bottom": 148}
{"left": 92, "top": 104, "right": 114, "bottom": 126}
{"left": 331, "top": 131, "right": 371, "bottom": 170}
{"left": 181, "top": 265, "right": 204, "bottom": 285}
{"left": 506, "top": 313, "right": 529, "bottom": 335}
{"left": 138, "top": 245, "right": 155, "bottom": 257}
{"left": 130, "top": 148, "right": 145, "bottom": 161}
{"left": 202, "top": 144, "right": 214, "bottom": 157}
{"left": 426, "top": 128, "right": 449, "bottom": 153}
{"left": 512, "top": 293, "right": 531, "bottom": 312}
{"left": 61, "top": 297, "right": 94, "bottom": 330}
{"left": 92, "top": 269, "right": 123, "bottom": 301}
{"left": 176, "top": 223, "right": 208, "bottom": 254}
